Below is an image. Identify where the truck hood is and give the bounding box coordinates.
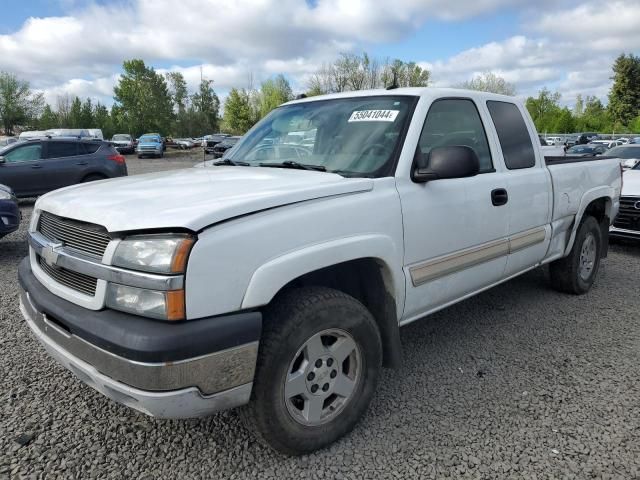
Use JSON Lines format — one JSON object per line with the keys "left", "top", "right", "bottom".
{"left": 623, "top": 169, "right": 640, "bottom": 196}
{"left": 36, "top": 166, "right": 374, "bottom": 232}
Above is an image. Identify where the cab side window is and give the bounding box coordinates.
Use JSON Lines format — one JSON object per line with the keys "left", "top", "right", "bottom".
{"left": 46, "top": 142, "right": 78, "bottom": 158}
{"left": 3, "top": 144, "right": 42, "bottom": 163}
{"left": 418, "top": 98, "right": 493, "bottom": 173}
{"left": 486, "top": 101, "right": 536, "bottom": 169}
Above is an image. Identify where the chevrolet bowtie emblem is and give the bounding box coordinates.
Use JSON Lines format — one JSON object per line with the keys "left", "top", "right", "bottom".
{"left": 41, "top": 242, "right": 63, "bottom": 268}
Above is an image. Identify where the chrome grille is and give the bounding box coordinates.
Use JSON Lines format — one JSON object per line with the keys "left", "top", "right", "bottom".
{"left": 38, "top": 212, "right": 111, "bottom": 258}
{"left": 614, "top": 196, "right": 640, "bottom": 231}
{"left": 38, "top": 255, "right": 98, "bottom": 296}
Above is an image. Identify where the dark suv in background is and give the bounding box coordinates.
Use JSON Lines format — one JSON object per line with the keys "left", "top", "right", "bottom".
{"left": 0, "top": 138, "right": 127, "bottom": 198}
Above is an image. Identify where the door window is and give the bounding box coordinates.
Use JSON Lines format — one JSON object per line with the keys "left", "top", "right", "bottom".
{"left": 3, "top": 144, "right": 42, "bottom": 163}
{"left": 46, "top": 142, "right": 78, "bottom": 158}
{"left": 486, "top": 101, "right": 536, "bottom": 169}
{"left": 418, "top": 99, "right": 494, "bottom": 173}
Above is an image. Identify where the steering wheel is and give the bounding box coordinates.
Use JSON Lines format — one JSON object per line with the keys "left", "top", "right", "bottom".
{"left": 347, "top": 142, "right": 394, "bottom": 171}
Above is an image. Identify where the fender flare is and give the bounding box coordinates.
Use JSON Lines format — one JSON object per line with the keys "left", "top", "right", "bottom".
{"left": 564, "top": 186, "right": 614, "bottom": 256}
{"left": 241, "top": 234, "right": 404, "bottom": 315}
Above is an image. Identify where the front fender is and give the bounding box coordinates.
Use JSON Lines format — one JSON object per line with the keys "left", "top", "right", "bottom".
{"left": 241, "top": 234, "right": 404, "bottom": 319}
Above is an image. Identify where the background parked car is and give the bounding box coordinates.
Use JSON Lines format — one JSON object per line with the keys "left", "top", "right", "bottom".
{"left": 18, "top": 131, "right": 47, "bottom": 141}
{"left": 566, "top": 144, "right": 608, "bottom": 156}
{"left": 203, "top": 134, "right": 231, "bottom": 153}
{"left": 174, "top": 138, "right": 195, "bottom": 149}
{"left": 0, "top": 138, "right": 127, "bottom": 197}
{"left": 575, "top": 132, "right": 600, "bottom": 145}
{"left": 606, "top": 145, "right": 640, "bottom": 169}
{"left": 610, "top": 160, "right": 640, "bottom": 238}
{"left": 212, "top": 136, "right": 241, "bottom": 157}
{"left": 88, "top": 129, "right": 104, "bottom": 140}
{"left": 136, "top": 134, "right": 164, "bottom": 158}
{"left": 0, "top": 183, "right": 20, "bottom": 239}
{"left": 0, "top": 137, "right": 18, "bottom": 148}
{"left": 111, "top": 134, "right": 135, "bottom": 154}
{"left": 44, "top": 128, "right": 92, "bottom": 139}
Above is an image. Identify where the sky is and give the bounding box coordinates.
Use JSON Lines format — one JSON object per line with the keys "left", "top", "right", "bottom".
{"left": 1, "top": 0, "right": 639, "bottom": 109}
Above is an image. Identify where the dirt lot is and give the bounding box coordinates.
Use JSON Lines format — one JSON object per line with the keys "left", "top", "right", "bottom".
{"left": 1, "top": 155, "right": 639, "bottom": 479}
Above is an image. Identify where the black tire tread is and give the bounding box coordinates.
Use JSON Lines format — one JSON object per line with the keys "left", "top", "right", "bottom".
{"left": 239, "top": 286, "right": 381, "bottom": 454}
{"left": 549, "top": 215, "right": 601, "bottom": 294}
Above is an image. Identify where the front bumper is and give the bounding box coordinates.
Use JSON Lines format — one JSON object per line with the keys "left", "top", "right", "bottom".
{"left": 18, "top": 258, "right": 262, "bottom": 418}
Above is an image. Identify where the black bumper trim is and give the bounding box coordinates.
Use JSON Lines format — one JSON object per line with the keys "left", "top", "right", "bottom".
{"left": 18, "top": 257, "right": 262, "bottom": 363}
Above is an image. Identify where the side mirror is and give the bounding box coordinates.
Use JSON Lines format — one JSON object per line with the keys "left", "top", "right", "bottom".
{"left": 0, "top": 156, "right": 5, "bottom": 164}
{"left": 412, "top": 145, "right": 480, "bottom": 183}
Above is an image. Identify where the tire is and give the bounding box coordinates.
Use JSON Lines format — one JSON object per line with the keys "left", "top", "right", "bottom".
{"left": 81, "top": 174, "right": 107, "bottom": 183}
{"left": 549, "top": 215, "right": 602, "bottom": 294}
{"left": 240, "top": 286, "right": 382, "bottom": 455}
{"left": 137, "top": 154, "right": 142, "bottom": 159}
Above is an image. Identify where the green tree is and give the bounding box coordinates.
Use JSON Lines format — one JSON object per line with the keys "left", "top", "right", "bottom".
{"left": 93, "top": 102, "right": 114, "bottom": 138}
{"left": 113, "top": 59, "right": 174, "bottom": 136}
{"left": 38, "top": 104, "right": 58, "bottom": 130}
{"left": 80, "top": 98, "right": 94, "bottom": 127}
{"left": 459, "top": 72, "right": 516, "bottom": 96}
{"left": 574, "top": 94, "right": 584, "bottom": 117}
{"left": 552, "top": 107, "right": 576, "bottom": 133}
{"left": 608, "top": 53, "right": 640, "bottom": 127}
{"left": 525, "top": 88, "right": 562, "bottom": 132}
{"left": 165, "top": 72, "right": 189, "bottom": 114}
{"left": 68, "top": 96, "right": 83, "bottom": 128}
{"left": 0, "top": 72, "right": 44, "bottom": 135}
{"left": 259, "top": 74, "right": 292, "bottom": 118}
{"left": 223, "top": 88, "right": 254, "bottom": 134}
{"left": 191, "top": 79, "right": 220, "bottom": 134}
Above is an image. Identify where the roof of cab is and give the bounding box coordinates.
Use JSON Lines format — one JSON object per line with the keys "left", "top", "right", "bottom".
{"left": 284, "top": 87, "right": 521, "bottom": 106}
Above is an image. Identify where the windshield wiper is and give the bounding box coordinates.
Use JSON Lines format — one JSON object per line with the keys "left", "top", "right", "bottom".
{"left": 213, "top": 158, "right": 250, "bottom": 166}
{"left": 259, "top": 160, "right": 326, "bottom": 172}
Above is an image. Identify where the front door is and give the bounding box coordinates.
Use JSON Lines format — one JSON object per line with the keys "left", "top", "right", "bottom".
{"left": 0, "top": 142, "right": 44, "bottom": 196}
{"left": 397, "top": 98, "right": 510, "bottom": 322}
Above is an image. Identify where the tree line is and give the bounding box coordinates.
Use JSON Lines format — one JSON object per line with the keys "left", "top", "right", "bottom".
{"left": 1, "top": 52, "right": 639, "bottom": 139}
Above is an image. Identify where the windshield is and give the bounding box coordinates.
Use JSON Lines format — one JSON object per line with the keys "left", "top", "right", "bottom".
{"left": 607, "top": 146, "right": 640, "bottom": 159}
{"left": 226, "top": 95, "right": 417, "bottom": 177}
{"left": 113, "top": 134, "right": 130, "bottom": 141}
{"left": 139, "top": 135, "right": 159, "bottom": 143}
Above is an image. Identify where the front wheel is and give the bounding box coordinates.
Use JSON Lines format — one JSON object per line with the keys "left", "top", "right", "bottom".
{"left": 241, "top": 287, "right": 382, "bottom": 455}
{"left": 549, "top": 215, "right": 602, "bottom": 294}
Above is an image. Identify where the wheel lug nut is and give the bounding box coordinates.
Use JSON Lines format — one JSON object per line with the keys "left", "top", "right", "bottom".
{"left": 307, "top": 372, "right": 315, "bottom": 381}
{"left": 327, "top": 358, "right": 334, "bottom": 367}
{"left": 311, "top": 384, "right": 319, "bottom": 393}
{"left": 322, "top": 383, "right": 330, "bottom": 392}
{"left": 315, "top": 359, "right": 323, "bottom": 368}
{"left": 330, "top": 370, "right": 337, "bottom": 378}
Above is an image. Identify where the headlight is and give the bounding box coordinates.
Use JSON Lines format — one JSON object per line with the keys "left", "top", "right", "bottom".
{"left": 106, "top": 283, "right": 185, "bottom": 321}
{"left": 112, "top": 234, "right": 194, "bottom": 274}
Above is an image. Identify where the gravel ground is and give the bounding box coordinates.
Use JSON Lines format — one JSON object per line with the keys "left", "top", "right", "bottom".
{"left": 1, "top": 156, "right": 639, "bottom": 479}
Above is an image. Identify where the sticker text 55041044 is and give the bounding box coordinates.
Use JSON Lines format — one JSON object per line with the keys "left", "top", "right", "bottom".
{"left": 348, "top": 110, "right": 399, "bottom": 122}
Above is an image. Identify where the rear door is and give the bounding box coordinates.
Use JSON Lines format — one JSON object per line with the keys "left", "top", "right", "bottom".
{"left": 485, "top": 100, "right": 552, "bottom": 276}
{"left": 43, "top": 141, "right": 87, "bottom": 189}
{"left": 0, "top": 142, "right": 44, "bottom": 196}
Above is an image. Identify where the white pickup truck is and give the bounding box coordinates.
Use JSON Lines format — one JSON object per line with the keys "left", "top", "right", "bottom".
{"left": 18, "top": 88, "right": 622, "bottom": 455}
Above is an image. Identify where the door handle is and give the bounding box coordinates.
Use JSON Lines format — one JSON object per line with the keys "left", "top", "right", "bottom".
{"left": 31, "top": 164, "right": 42, "bottom": 169}
{"left": 76, "top": 161, "right": 88, "bottom": 165}
{"left": 491, "top": 188, "right": 508, "bottom": 206}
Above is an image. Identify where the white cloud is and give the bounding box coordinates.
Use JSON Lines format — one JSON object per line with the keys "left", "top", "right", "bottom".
{"left": 1, "top": 0, "right": 637, "bottom": 108}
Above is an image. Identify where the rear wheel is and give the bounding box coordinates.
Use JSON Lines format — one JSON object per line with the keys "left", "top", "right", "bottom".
{"left": 241, "top": 287, "right": 382, "bottom": 455}
{"left": 549, "top": 215, "right": 602, "bottom": 294}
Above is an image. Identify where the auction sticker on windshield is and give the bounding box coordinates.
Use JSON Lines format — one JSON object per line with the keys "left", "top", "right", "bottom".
{"left": 348, "top": 110, "right": 399, "bottom": 122}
